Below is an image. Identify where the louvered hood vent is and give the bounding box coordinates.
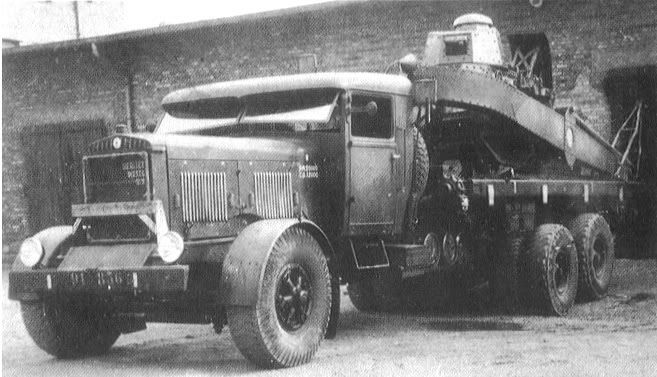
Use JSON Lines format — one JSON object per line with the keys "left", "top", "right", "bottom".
{"left": 181, "top": 172, "right": 229, "bottom": 223}
{"left": 179, "top": 169, "right": 295, "bottom": 224}
{"left": 254, "top": 171, "right": 294, "bottom": 219}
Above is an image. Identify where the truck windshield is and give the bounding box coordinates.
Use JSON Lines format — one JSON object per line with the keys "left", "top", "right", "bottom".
{"left": 157, "top": 88, "right": 341, "bottom": 135}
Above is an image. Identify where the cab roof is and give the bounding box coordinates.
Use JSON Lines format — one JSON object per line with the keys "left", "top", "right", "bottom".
{"left": 161, "top": 72, "right": 413, "bottom": 106}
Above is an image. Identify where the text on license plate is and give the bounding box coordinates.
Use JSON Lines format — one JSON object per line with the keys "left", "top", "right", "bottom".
{"left": 68, "top": 270, "right": 133, "bottom": 290}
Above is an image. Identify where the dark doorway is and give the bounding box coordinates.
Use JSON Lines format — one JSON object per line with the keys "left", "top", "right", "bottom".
{"left": 603, "top": 66, "right": 657, "bottom": 185}
{"left": 20, "top": 120, "right": 105, "bottom": 233}
{"left": 507, "top": 33, "right": 553, "bottom": 90}
{"left": 603, "top": 66, "right": 657, "bottom": 257}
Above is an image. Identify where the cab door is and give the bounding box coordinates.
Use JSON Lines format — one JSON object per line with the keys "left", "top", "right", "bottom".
{"left": 346, "top": 93, "right": 400, "bottom": 236}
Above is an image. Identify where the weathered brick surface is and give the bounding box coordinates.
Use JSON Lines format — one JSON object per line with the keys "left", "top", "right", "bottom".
{"left": 3, "top": 0, "right": 657, "bottom": 260}
{"left": 2, "top": 48, "right": 127, "bottom": 261}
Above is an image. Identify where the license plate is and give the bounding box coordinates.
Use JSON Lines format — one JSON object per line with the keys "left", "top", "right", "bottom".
{"left": 68, "top": 270, "right": 132, "bottom": 291}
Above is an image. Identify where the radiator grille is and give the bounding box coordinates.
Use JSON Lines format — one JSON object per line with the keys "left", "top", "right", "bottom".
{"left": 254, "top": 172, "right": 294, "bottom": 219}
{"left": 181, "top": 172, "right": 228, "bottom": 223}
{"left": 84, "top": 152, "right": 149, "bottom": 203}
{"left": 88, "top": 136, "right": 150, "bottom": 153}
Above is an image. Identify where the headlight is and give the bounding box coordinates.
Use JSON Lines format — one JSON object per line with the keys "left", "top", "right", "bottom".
{"left": 157, "top": 231, "right": 184, "bottom": 263}
{"left": 19, "top": 238, "right": 44, "bottom": 267}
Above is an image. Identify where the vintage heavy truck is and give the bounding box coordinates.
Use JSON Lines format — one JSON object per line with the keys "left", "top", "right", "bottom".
{"left": 9, "top": 14, "right": 654, "bottom": 368}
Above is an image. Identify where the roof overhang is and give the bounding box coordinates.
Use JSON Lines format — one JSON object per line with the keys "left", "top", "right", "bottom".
{"left": 2, "top": 1, "right": 346, "bottom": 57}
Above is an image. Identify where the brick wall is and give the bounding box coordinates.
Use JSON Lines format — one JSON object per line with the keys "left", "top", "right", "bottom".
{"left": 126, "top": 0, "right": 657, "bottom": 139}
{"left": 2, "top": 48, "right": 127, "bottom": 260}
{"left": 3, "top": 0, "right": 656, "bottom": 260}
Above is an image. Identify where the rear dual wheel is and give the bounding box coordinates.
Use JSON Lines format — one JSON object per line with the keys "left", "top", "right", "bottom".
{"left": 227, "top": 227, "right": 331, "bottom": 368}
{"left": 568, "top": 214, "right": 614, "bottom": 301}
{"left": 491, "top": 235, "right": 524, "bottom": 313}
{"left": 496, "top": 216, "right": 613, "bottom": 316}
{"left": 525, "top": 224, "right": 578, "bottom": 316}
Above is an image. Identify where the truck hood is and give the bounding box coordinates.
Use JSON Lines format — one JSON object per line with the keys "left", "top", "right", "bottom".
{"left": 134, "top": 133, "right": 309, "bottom": 161}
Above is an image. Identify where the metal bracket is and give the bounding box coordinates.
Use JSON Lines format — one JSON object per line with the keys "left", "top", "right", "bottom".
{"left": 349, "top": 239, "right": 390, "bottom": 270}
{"left": 72, "top": 200, "right": 169, "bottom": 236}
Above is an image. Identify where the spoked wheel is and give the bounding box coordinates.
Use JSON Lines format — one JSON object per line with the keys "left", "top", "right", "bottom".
{"left": 569, "top": 214, "right": 615, "bottom": 301}
{"left": 275, "top": 264, "right": 313, "bottom": 332}
{"left": 525, "top": 224, "right": 578, "bottom": 316}
{"left": 554, "top": 248, "right": 573, "bottom": 298}
{"left": 592, "top": 239, "right": 607, "bottom": 279}
{"left": 227, "top": 227, "right": 331, "bottom": 368}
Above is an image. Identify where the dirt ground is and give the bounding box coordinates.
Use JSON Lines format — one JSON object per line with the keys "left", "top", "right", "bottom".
{"left": 2, "top": 258, "right": 656, "bottom": 377}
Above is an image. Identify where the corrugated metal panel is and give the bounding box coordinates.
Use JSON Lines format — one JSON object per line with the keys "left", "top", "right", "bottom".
{"left": 254, "top": 171, "right": 294, "bottom": 219}
{"left": 181, "top": 172, "right": 228, "bottom": 223}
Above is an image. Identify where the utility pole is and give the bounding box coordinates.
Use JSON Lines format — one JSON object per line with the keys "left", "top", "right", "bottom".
{"left": 73, "top": 1, "right": 80, "bottom": 39}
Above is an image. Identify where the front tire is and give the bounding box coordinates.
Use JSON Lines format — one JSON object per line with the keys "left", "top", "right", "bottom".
{"left": 21, "top": 299, "right": 119, "bottom": 358}
{"left": 227, "top": 227, "right": 331, "bottom": 368}
{"left": 568, "top": 214, "right": 614, "bottom": 301}
{"left": 525, "top": 224, "right": 578, "bottom": 316}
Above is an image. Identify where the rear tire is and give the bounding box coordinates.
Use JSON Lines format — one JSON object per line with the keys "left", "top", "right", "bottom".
{"left": 568, "top": 214, "right": 614, "bottom": 301}
{"left": 525, "top": 224, "right": 578, "bottom": 316}
{"left": 21, "top": 300, "right": 119, "bottom": 358}
{"left": 227, "top": 227, "right": 331, "bottom": 368}
{"left": 491, "top": 235, "right": 524, "bottom": 312}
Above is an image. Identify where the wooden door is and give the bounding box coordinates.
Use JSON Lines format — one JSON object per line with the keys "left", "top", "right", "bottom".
{"left": 21, "top": 120, "right": 105, "bottom": 232}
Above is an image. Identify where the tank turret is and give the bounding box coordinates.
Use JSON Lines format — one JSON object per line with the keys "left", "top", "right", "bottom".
{"left": 424, "top": 13, "right": 504, "bottom": 67}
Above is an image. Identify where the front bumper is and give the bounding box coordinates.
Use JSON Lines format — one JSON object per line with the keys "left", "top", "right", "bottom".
{"left": 8, "top": 266, "right": 189, "bottom": 301}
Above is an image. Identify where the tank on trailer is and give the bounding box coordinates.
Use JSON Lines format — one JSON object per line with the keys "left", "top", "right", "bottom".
{"left": 408, "top": 13, "right": 632, "bottom": 181}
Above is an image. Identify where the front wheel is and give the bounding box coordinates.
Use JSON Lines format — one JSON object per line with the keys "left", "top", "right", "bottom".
{"left": 525, "top": 224, "right": 578, "bottom": 316}
{"left": 227, "top": 227, "right": 331, "bottom": 368}
{"left": 21, "top": 299, "right": 119, "bottom": 358}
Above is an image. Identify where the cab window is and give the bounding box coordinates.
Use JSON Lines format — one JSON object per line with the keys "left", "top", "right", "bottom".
{"left": 350, "top": 94, "right": 392, "bottom": 139}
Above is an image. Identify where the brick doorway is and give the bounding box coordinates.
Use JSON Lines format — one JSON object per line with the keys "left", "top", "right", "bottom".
{"left": 20, "top": 120, "right": 106, "bottom": 233}
{"left": 603, "top": 65, "right": 657, "bottom": 257}
{"left": 603, "top": 65, "right": 657, "bottom": 184}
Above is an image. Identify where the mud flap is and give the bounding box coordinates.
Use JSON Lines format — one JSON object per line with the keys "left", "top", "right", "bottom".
{"left": 325, "top": 270, "right": 340, "bottom": 339}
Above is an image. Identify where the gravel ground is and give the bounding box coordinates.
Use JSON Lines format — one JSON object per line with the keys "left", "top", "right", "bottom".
{"left": 2, "top": 258, "right": 656, "bottom": 377}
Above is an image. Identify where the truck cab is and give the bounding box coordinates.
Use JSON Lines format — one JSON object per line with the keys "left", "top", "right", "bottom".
{"left": 9, "top": 71, "right": 426, "bottom": 368}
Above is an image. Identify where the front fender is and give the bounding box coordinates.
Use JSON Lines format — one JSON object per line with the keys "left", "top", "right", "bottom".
{"left": 220, "top": 219, "right": 333, "bottom": 306}
{"left": 11, "top": 226, "right": 74, "bottom": 271}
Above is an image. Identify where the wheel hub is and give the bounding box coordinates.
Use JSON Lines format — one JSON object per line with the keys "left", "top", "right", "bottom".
{"left": 275, "top": 264, "right": 312, "bottom": 331}
{"left": 592, "top": 237, "right": 607, "bottom": 279}
{"left": 554, "top": 247, "right": 571, "bottom": 295}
